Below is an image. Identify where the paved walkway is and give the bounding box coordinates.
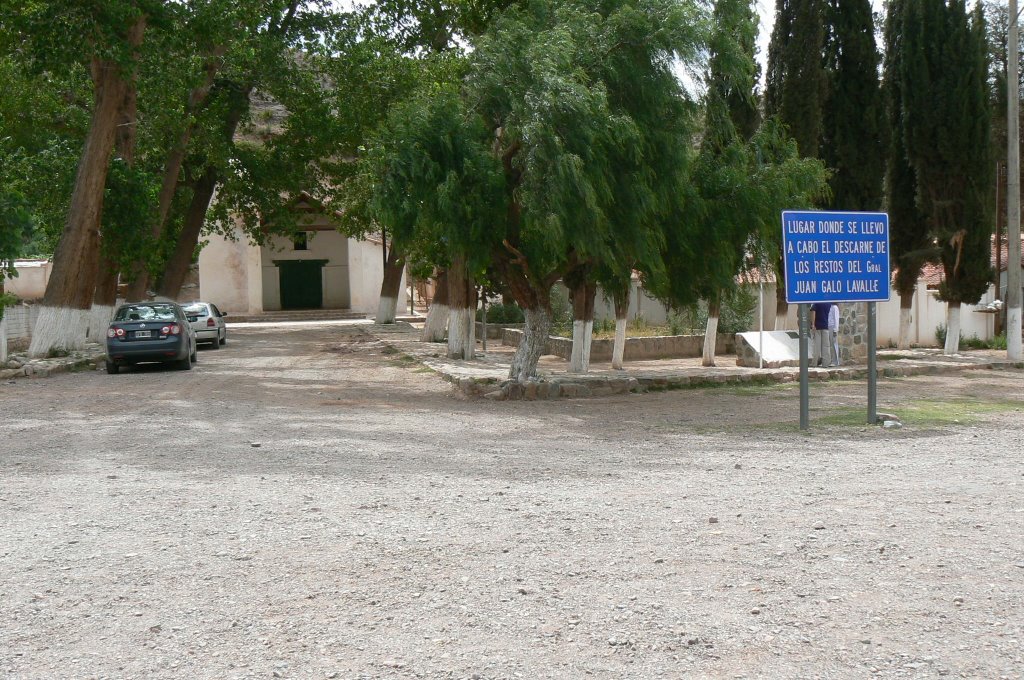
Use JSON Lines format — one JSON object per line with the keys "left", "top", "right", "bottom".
{"left": 370, "top": 322, "right": 1024, "bottom": 399}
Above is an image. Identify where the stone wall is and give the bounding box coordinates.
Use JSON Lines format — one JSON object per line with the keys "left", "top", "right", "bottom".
{"left": 475, "top": 322, "right": 524, "bottom": 340}
{"left": 839, "top": 303, "right": 869, "bottom": 363}
{"left": 502, "top": 328, "right": 736, "bottom": 361}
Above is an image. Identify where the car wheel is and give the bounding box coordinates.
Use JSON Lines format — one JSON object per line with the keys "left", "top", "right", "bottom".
{"left": 209, "top": 337, "right": 220, "bottom": 349}
{"left": 176, "top": 353, "right": 193, "bottom": 370}
{"left": 105, "top": 361, "right": 119, "bottom": 375}
{"left": 219, "top": 334, "right": 226, "bottom": 346}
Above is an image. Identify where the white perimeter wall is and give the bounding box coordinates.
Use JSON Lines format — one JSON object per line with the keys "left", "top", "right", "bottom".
{"left": 773, "top": 283, "right": 996, "bottom": 347}
{"left": 590, "top": 280, "right": 670, "bottom": 324}
{"left": 591, "top": 280, "right": 997, "bottom": 348}
{"left": 3, "top": 261, "right": 51, "bottom": 300}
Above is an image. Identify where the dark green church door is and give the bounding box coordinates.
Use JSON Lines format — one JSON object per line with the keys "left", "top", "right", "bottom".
{"left": 277, "top": 260, "right": 325, "bottom": 309}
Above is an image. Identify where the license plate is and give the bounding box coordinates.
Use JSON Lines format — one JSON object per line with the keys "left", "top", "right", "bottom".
{"left": 135, "top": 330, "right": 152, "bottom": 338}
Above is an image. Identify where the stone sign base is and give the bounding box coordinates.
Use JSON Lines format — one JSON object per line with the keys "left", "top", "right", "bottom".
{"left": 736, "top": 304, "right": 870, "bottom": 367}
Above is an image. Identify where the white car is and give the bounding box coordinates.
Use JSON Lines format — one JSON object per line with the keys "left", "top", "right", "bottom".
{"left": 182, "top": 302, "right": 228, "bottom": 348}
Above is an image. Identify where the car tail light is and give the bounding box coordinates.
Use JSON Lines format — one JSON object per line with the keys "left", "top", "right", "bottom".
{"left": 108, "top": 327, "right": 125, "bottom": 338}
{"left": 161, "top": 324, "right": 181, "bottom": 335}
{"left": 207, "top": 317, "right": 216, "bottom": 327}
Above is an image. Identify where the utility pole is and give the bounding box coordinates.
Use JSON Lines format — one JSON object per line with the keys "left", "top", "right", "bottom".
{"left": 1008, "top": 0, "right": 1022, "bottom": 361}
{"left": 996, "top": 162, "right": 1005, "bottom": 337}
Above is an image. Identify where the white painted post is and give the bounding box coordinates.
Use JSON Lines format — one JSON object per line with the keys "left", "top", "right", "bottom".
{"left": 758, "top": 281, "right": 764, "bottom": 369}
{"left": 1007, "top": 0, "right": 1022, "bottom": 360}
{"left": 0, "top": 314, "right": 7, "bottom": 364}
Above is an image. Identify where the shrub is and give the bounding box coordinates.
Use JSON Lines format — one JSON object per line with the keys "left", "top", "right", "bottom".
{"left": 667, "top": 311, "right": 685, "bottom": 336}
{"left": 0, "top": 292, "right": 16, "bottom": 321}
{"left": 718, "top": 287, "right": 757, "bottom": 334}
{"left": 960, "top": 334, "right": 989, "bottom": 349}
{"left": 476, "top": 302, "right": 525, "bottom": 324}
{"left": 549, "top": 285, "right": 573, "bottom": 337}
{"left": 935, "top": 323, "right": 1001, "bottom": 349}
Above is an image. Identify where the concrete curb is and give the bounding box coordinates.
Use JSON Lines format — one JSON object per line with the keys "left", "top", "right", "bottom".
{"left": 1, "top": 351, "right": 104, "bottom": 382}
{"left": 371, "top": 327, "right": 1024, "bottom": 401}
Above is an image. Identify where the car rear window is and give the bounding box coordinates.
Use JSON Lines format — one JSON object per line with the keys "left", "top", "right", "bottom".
{"left": 114, "top": 304, "right": 178, "bottom": 322}
{"left": 183, "top": 304, "right": 208, "bottom": 316}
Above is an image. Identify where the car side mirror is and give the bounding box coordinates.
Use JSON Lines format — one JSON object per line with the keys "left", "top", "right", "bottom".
{"left": 220, "top": 312, "right": 228, "bottom": 318}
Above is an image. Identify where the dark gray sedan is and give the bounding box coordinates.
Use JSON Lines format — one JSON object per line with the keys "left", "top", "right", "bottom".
{"left": 104, "top": 302, "right": 197, "bottom": 374}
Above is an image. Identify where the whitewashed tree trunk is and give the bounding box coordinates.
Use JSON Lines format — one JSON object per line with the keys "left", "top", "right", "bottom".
{"left": 29, "top": 307, "right": 90, "bottom": 356}
{"left": 421, "top": 269, "right": 450, "bottom": 342}
{"left": 447, "top": 306, "right": 474, "bottom": 359}
{"left": 611, "top": 315, "right": 627, "bottom": 370}
{"left": 86, "top": 304, "right": 115, "bottom": 343}
{"left": 446, "top": 258, "right": 474, "bottom": 359}
{"left": 0, "top": 315, "right": 7, "bottom": 363}
{"left": 568, "top": 319, "right": 593, "bottom": 373}
{"left": 567, "top": 279, "right": 596, "bottom": 374}
{"left": 376, "top": 296, "right": 398, "bottom": 324}
{"left": 897, "top": 294, "right": 913, "bottom": 350}
{"left": 943, "top": 302, "right": 961, "bottom": 355}
{"left": 375, "top": 242, "right": 404, "bottom": 324}
{"left": 702, "top": 312, "right": 719, "bottom": 367}
{"left": 509, "top": 307, "right": 551, "bottom": 381}
{"left": 421, "top": 303, "right": 449, "bottom": 342}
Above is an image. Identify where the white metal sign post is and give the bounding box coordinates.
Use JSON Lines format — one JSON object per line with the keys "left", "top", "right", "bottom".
{"left": 782, "top": 211, "right": 891, "bottom": 429}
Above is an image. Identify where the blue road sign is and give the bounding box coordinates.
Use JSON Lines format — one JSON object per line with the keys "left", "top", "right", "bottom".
{"left": 782, "top": 210, "right": 890, "bottom": 303}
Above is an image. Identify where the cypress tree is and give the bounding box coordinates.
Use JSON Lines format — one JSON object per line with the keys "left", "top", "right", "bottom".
{"left": 822, "top": 0, "right": 885, "bottom": 210}
{"left": 764, "top": 0, "right": 827, "bottom": 158}
{"left": 900, "top": 0, "right": 993, "bottom": 353}
{"left": 764, "top": 0, "right": 827, "bottom": 328}
{"left": 883, "top": 0, "right": 934, "bottom": 349}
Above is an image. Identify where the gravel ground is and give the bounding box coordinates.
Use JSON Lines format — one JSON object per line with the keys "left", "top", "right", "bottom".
{"left": 1, "top": 322, "right": 1022, "bottom": 680}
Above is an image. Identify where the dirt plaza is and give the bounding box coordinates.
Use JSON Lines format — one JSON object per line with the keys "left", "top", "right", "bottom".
{"left": 1, "top": 322, "right": 1022, "bottom": 679}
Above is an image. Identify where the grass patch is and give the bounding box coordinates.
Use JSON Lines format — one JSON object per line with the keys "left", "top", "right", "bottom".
{"left": 386, "top": 353, "right": 419, "bottom": 368}
{"left": 815, "top": 396, "right": 1024, "bottom": 427}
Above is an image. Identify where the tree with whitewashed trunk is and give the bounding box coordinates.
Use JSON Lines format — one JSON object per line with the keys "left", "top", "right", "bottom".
{"left": 883, "top": 0, "right": 935, "bottom": 350}
{"left": 349, "top": 79, "right": 504, "bottom": 354}
{"left": 899, "top": 0, "right": 993, "bottom": 355}
{"left": 89, "top": 70, "right": 150, "bottom": 342}
{"left": 353, "top": 0, "right": 704, "bottom": 380}
{"left": 593, "top": 263, "right": 634, "bottom": 371}
{"left": 611, "top": 292, "right": 629, "bottom": 370}
{"left": 375, "top": 236, "right": 405, "bottom": 324}
{"left": 20, "top": 7, "right": 147, "bottom": 357}
{"left": 565, "top": 269, "right": 597, "bottom": 373}
{"left": 421, "top": 269, "right": 450, "bottom": 342}
{"left": 655, "top": 0, "right": 829, "bottom": 363}
{"left": 480, "top": 0, "right": 702, "bottom": 381}
{"left": 446, "top": 256, "right": 477, "bottom": 359}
